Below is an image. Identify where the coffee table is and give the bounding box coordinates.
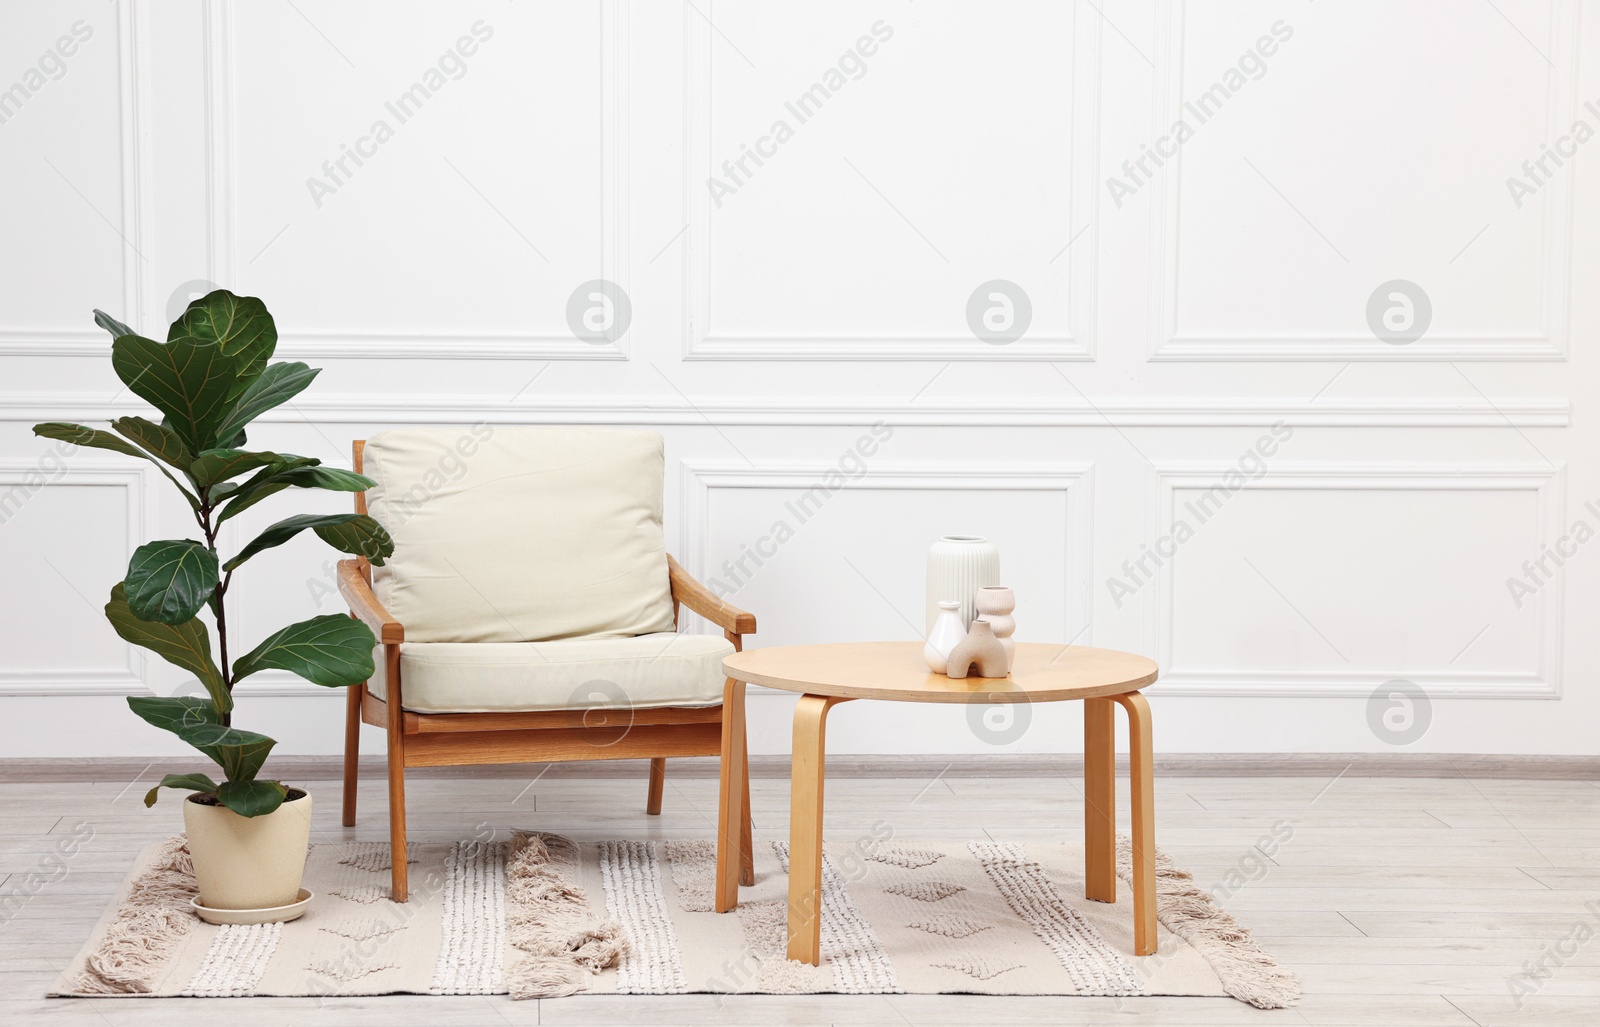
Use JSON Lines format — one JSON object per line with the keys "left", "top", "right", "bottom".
{"left": 722, "top": 641, "right": 1160, "bottom": 965}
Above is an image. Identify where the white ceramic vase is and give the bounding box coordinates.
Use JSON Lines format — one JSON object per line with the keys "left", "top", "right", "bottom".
{"left": 926, "top": 535, "right": 1001, "bottom": 634}
{"left": 976, "top": 585, "right": 1016, "bottom": 670}
{"left": 183, "top": 790, "right": 313, "bottom": 910}
{"left": 924, "top": 600, "right": 966, "bottom": 673}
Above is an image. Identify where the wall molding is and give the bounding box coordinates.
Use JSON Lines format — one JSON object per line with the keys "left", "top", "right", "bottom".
{"left": 270, "top": 331, "right": 628, "bottom": 362}
{"left": 682, "top": 5, "right": 1101, "bottom": 361}
{"left": 0, "top": 459, "right": 154, "bottom": 696}
{"left": 1145, "top": 462, "right": 1566, "bottom": 698}
{"left": 0, "top": 0, "right": 152, "bottom": 355}
{"left": 0, "top": 391, "right": 1571, "bottom": 427}
{"left": 677, "top": 459, "right": 1095, "bottom": 645}
{"left": 6, "top": 751, "right": 1599, "bottom": 781}
{"left": 203, "top": 0, "right": 235, "bottom": 290}
{"left": 118, "top": 0, "right": 153, "bottom": 334}
{"left": 1146, "top": 0, "right": 1579, "bottom": 362}
{"left": 194, "top": 0, "right": 629, "bottom": 362}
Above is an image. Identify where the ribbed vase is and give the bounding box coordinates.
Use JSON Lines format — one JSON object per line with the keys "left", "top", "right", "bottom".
{"left": 925, "top": 535, "right": 1001, "bottom": 634}
{"left": 976, "top": 585, "right": 1016, "bottom": 671}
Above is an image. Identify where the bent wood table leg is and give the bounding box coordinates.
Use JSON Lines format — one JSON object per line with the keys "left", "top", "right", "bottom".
{"left": 714, "top": 678, "right": 748, "bottom": 912}
{"left": 787, "top": 694, "right": 852, "bottom": 965}
{"left": 342, "top": 679, "right": 363, "bottom": 828}
{"left": 740, "top": 741, "right": 755, "bottom": 887}
{"left": 647, "top": 757, "right": 666, "bottom": 815}
{"left": 1115, "top": 690, "right": 1156, "bottom": 955}
{"left": 1083, "top": 695, "right": 1117, "bottom": 903}
{"left": 725, "top": 632, "right": 756, "bottom": 887}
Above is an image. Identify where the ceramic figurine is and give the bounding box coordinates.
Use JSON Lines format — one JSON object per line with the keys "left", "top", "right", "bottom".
{"left": 944, "top": 617, "right": 1009, "bottom": 679}
{"left": 975, "top": 585, "right": 1016, "bottom": 671}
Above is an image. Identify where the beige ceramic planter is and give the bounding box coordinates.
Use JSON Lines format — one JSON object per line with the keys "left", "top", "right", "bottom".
{"left": 183, "top": 790, "right": 312, "bottom": 910}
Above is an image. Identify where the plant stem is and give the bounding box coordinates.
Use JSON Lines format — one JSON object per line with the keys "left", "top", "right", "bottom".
{"left": 199, "top": 490, "right": 232, "bottom": 726}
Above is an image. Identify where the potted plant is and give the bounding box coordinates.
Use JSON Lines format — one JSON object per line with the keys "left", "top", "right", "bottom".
{"left": 33, "top": 289, "right": 393, "bottom": 918}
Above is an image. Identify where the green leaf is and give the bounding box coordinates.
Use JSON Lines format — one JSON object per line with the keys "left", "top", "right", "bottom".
{"left": 142, "top": 772, "right": 220, "bottom": 808}
{"left": 216, "top": 779, "right": 288, "bottom": 817}
{"left": 311, "top": 515, "right": 393, "bottom": 566}
{"left": 213, "top": 362, "right": 319, "bottom": 444}
{"left": 111, "top": 332, "right": 246, "bottom": 454}
{"left": 124, "top": 540, "right": 219, "bottom": 624}
{"left": 233, "top": 614, "right": 375, "bottom": 688}
{"left": 215, "top": 481, "right": 290, "bottom": 523}
{"left": 210, "top": 455, "right": 315, "bottom": 504}
{"left": 33, "top": 422, "right": 147, "bottom": 460}
{"left": 94, "top": 309, "right": 134, "bottom": 340}
{"left": 109, "top": 416, "right": 193, "bottom": 472}
{"left": 172, "top": 721, "right": 277, "bottom": 782}
{"left": 127, "top": 695, "right": 221, "bottom": 734}
{"left": 212, "top": 453, "right": 317, "bottom": 497}
{"left": 107, "top": 584, "right": 231, "bottom": 714}
{"left": 35, "top": 422, "right": 203, "bottom": 511}
{"left": 223, "top": 513, "right": 392, "bottom": 572}
{"left": 125, "top": 699, "right": 260, "bottom": 783}
{"left": 189, "top": 448, "right": 283, "bottom": 488}
{"left": 213, "top": 456, "right": 361, "bottom": 525}
{"left": 271, "top": 466, "right": 375, "bottom": 492}
{"left": 167, "top": 290, "right": 276, "bottom": 408}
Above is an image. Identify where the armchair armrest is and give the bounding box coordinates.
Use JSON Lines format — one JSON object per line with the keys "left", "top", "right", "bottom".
{"left": 667, "top": 554, "right": 756, "bottom": 636}
{"left": 338, "top": 559, "right": 404, "bottom": 644}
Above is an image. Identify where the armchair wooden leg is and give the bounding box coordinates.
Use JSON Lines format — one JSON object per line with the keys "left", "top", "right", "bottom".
{"left": 647, "top": 757, "right": 666, "bottom": 815}
{"left": 715, "top": 678, "right": 747, "bottom": 912}
{"left": 342, "top": 681, "right": 363, "bottom": 827}
{"left": 384, "top": 646, "right": 409, "bottom": 903}
{"left": 387, "top": 740, "right": 408, "bottom": 902}
{"left": 1114, "top": 691, "right": 1156, "bottom": 956}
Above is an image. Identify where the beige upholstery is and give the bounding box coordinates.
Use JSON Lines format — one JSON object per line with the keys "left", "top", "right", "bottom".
{"left": 368, "top": 632, "right": 733, "bottom": 713}
{"left": 342, "top": 427, "right": 755, "bottom": 906}
{"left": 363, "top": 427, "right": 677, "bottom": 644}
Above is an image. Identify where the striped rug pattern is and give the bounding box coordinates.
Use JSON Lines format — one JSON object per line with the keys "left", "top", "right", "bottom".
{"left": 50, "top": 833, "right": 1298, "bottom": 1008}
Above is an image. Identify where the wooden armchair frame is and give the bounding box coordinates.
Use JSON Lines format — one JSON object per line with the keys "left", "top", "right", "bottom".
{"left": 339, "top": 440, "right": 754, "bottom": 907}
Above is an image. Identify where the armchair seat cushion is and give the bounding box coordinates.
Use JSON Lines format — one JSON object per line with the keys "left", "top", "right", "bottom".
{"left": 369, "top": 632, "right": 734, "bottom": 714}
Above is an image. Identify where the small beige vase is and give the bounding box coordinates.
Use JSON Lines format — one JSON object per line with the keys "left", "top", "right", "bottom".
{"left": 976, "top": 585, "right": 1017, "bottom": 671}
{"left": 944, "top": 618, "right": 1009, "bottom": 680}
{"left": 183, "top": 790, "right": 313, "bottom": 909}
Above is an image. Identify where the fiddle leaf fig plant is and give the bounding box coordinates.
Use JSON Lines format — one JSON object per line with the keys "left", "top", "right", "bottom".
{"left": 34, "top": 290, "right": 394, "bottom": 818}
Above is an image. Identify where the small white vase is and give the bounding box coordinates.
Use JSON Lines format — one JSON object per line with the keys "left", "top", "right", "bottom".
{"left": 924, "top": 600, "right": 966, "bottom": 673}
{"left": 926, "top": 535, "right": 1001, "bottom": 634}
{"left": 976, "top": 585, "right": 1016, "bottom": 671}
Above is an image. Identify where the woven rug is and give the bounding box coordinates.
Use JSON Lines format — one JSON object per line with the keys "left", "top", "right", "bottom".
{"left": 50, "top": 832, "right": 1299, "bottom": 1007}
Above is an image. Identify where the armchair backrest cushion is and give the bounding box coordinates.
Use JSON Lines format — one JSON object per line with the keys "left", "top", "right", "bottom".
{"left": 362, "top": 427, "right": 676, "bottom": 643}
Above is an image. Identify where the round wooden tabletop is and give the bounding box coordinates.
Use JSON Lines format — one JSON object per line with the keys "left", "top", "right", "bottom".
{"left": 723, "top": 641, "right": 1157, "bottom": 704}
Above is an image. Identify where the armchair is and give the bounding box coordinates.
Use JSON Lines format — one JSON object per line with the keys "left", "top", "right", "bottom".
{"left": 338, "top": 428, "right": 753, "bottom": 909}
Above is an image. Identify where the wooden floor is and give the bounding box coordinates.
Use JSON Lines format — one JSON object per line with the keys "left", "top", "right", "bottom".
{"left": 3, "top": 763, "right": 1599, "bottom": 1025}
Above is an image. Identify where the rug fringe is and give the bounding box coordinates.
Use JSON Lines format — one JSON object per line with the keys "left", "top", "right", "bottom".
{"left": 504, "top": 831, "right": 629, "bottom": 999}
{"left": 73, "top": 837, "right": 199, "bottom": 994}
{"left": 1116, "top": 836, "right": 1301, "bottom": 1009}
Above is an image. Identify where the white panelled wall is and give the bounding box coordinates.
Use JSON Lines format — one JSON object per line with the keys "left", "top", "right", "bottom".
{"left": 1, "top": 0, "right": 1595, "bottom": 758}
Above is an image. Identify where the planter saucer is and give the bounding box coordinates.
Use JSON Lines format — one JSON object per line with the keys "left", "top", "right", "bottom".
{"left": 190, "top": 888, "right": 313, "bottom": 925}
